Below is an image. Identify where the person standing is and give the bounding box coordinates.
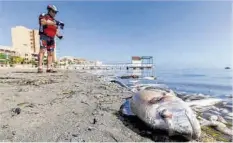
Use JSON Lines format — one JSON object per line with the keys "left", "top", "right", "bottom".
{"left": 38, "top": 5, "right": 63, "bottom": 73}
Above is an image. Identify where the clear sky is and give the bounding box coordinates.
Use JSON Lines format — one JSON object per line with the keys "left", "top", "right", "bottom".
{"left": 0, "top": 1, "right": 232, "bottom": 69}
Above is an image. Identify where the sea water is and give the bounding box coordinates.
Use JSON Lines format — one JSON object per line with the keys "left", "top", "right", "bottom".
{"left": 90, "top": 67, "right": 232, "bottom": 100}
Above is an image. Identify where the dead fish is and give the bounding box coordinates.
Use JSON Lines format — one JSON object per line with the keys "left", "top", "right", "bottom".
{"left": 186, "top": 98, "right": 223, "bottom": 107}
{"left": 201, "top": 120, "right": 233, "bottom": 136}
{"left": 220, "top": 108, "right": 229, "bottom": 115}
{"left": 202, "top": 112, "right": 227, "bottom": 123}
{"left": 143, "top": 76, "right": 156, "bottom": 80}
{"left": 120, "top": 89, "right": 201, "bottom": 140}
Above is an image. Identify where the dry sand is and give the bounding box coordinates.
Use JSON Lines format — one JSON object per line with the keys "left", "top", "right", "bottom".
{"left": 0, "top": 68, "right": 219, "bottom": 142}
{"left": 0, "top": 68, "right": 150, "bottom": 142}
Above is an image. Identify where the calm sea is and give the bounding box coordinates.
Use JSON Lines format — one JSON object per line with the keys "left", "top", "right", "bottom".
{"left": 93, "top": 67, "right": 232, "bottom": 100}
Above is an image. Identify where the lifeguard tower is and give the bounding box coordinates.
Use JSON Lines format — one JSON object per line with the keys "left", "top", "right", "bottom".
{"left": 127, "top": 56, "right": 155, "bottom": 77}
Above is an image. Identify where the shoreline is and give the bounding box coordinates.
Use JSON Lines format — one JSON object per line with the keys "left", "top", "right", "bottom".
{"left": 0, "top": 68, "right": 232, "bottom": 142}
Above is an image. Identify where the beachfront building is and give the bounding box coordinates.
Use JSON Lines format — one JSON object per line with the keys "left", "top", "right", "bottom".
{"left": 59, "top": 56, "right": 98, "bottom": 65}
{"left": 73, "top": 58, "right": 86, "bottom": 64}
{"left": 0, "top": 45, "right": 19, "bottom": 66}
{"left": 58, "top": 56, "right": 103, "bottom": 69}
{"left": 59, "top": 56, "right": 74, "bottom": 65}
{"left": 11, "top": 26, "right": 38, "bottom": 62}
{"left": 0, "top": 45, "right": 18, "bottom": 57}
{"left": 11, "top": 26, "right": 57, "bottom": 62}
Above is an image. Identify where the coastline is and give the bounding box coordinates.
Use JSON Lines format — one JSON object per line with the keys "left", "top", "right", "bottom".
{"left": 0, "top": 68, "right": 232, "bottom": 142}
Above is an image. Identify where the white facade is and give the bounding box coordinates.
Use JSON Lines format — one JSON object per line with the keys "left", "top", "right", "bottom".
{"left": 11, "top": 26, "right": 57, "bottom": 61}
{"left": 11, "top": 26, "right": 32, "bottom": 60}
{"left": 132, "top": 59, "right": 142, "bottom": 67}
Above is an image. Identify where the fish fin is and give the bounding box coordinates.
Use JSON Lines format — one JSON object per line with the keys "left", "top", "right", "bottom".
{"left": 120, "top": 99, "right": 135, "bottom": 116}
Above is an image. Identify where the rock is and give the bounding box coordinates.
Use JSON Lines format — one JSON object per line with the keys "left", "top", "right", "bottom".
{"left": 88, "top": 126, "right": 95, "bottom": 131}
{"left": 72, "top": 134, "right": 78, "bottom": 137}
{"left": 12, "top": 131, "right": 16, "bottom": 136}
{"left": 11, "top": 107, "right": 21, "bottom": 116}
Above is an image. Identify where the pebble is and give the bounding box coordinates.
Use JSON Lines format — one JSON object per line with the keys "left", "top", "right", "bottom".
{"left": 12, "top": 131, "right": 16, "bottom": 136}
{"left": 72, "top": 134, "right": 78, "bottom": 137}
{"left": 88, "top": 126, "right": 95, "bottom": 131}
{"left": 11, "top": 107, "right": 21, "bottom": 116}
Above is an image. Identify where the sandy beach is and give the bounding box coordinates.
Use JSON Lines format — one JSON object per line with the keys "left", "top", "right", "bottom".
{"left": 0, "top": 68, "right": 145, "bottom": 142}
{"left": 0, "top": 68, "right": 230, "bottom": 142}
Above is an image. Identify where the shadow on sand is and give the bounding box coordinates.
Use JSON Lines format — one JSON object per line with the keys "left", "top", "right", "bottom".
{"left": 113, "top": 111, "right": 190, "bottom": 142}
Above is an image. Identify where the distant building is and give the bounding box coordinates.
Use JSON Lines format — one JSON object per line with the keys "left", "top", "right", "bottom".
{"left": 73, "top": 58, "right": 86, "bottom": 64}
{"left": 58, "top": 56, "right": 102, "bottom": 66}
{"left": 0, "top": 45, "right": 18, "bottom": 57}
{"left": 11, "top": 26, "right": 57, "bottom": 62}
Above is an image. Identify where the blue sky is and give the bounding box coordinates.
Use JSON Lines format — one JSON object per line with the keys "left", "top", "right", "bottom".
{"left": 0, "top": 1, "right": 232, "bottom": 69}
